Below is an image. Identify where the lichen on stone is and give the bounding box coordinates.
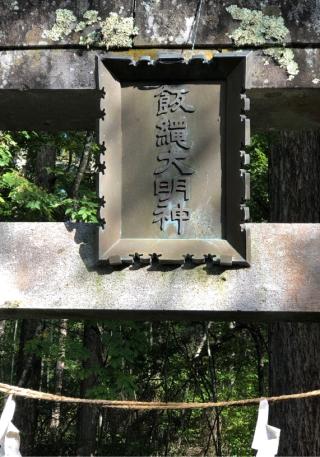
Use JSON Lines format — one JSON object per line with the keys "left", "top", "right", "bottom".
{"left": 75, "top": 10, "right": 102, "bottom": 35}
{"left": 44, "top": 9, "right": 77, "bottom": 42}
{"left": 100, "top": 13, "right": 139, "bottom": 49}
{"left": 75, "top": 10, "right": 102, "bottom": 46}
{"left": 43, "top": 8, "right": 138, "bottom": 49}
{"left": 83, "top": 10, "right": 101, "bottom": 26}
{"left": 226, "top": 5, "right": 299, "bottom": 79}
{"left": 264, "top": 48, "right": 299, "bottom": 80}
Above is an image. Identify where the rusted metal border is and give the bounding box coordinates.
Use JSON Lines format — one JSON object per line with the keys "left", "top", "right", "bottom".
{"left": 98, "top": 52, "right": 251, "bottom": 266}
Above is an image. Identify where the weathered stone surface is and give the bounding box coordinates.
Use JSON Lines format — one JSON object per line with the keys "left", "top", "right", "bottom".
{"left": 0, "top": 50, "right": 101, "bottom": 130}
{"left": 0, "top": 0, "right": 320, "bottom": 47}
{"left": 2, "top": 50, "right": 320, "bottom": 130}
{"left": 0, "top": 0, "right": 133, "bottom": 47}
{"left": 0, "top": 89, "right": 101, "bottom": 131}
{"left": 249, "top": 48, "right": 320, "bottom": 89}
{"left": 0, "top": 50, "right": 96, "bottom": 89}
{"left": 1, "top": 223, "right": 320, "bottom": 319}
{"left": 135, "top": 0, "right": 320, "bottom": 47}
{"left": 250, "top": 89, "right": 320, "bottom": 131}
{"left": 2, "top": 49, "right": 320, "bottom": 91}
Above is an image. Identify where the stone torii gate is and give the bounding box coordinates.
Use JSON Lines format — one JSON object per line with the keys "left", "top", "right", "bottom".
{"left": 2, "top": 2, "right": 320, "bottom": 456}
{"left": 1, "top": 0, "right": 320, "bottom": 319}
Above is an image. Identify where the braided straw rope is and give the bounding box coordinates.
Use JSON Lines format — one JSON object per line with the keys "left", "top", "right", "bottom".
{"left": 0, "top": 383, "right": 320, "bottom": 410}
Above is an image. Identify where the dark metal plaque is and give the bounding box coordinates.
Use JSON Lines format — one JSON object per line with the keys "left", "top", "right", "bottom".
{"left": 98, "top": 53, "right": 251, "bottom": 265}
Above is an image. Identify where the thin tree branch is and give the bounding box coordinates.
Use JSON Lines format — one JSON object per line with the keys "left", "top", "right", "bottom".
{"left": 71, "top": 131, "right": 94, "bottom": 199}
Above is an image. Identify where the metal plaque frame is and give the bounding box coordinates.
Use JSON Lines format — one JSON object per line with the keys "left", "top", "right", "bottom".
{"left": 98, "top": 53, "right": 251, "bottom": 266}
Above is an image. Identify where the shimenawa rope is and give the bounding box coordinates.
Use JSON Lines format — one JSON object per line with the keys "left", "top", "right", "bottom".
{"left": 0, "top": 383, "right": 319, "bottom": 410}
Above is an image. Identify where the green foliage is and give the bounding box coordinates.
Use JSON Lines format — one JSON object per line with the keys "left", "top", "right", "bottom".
{"left": 0, "top": 130, "right": 100, "bottom": 222}
{"left": 248, "top": 134, "right": 269, "bottom": 222}
{"left": 0, "top": 130, "right": 271, "bottom": 224}
{"left": 0, "top": 132, "right": 16, "bottom": 166}
{"left": 64, "top": 193, "right": 100, "bottom": 223}
{"left": 0, "top": 170, "right": 60, "bottom": 220}
{"left": 0, "top": 318, "right": 269, "bottom": 456}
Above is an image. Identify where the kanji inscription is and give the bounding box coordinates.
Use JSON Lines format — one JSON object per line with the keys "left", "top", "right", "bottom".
{"left": 120, "top": 82, "right": 222, "bottom": 241}
{"left": 153, "top": 86, "right": 195, "bottom": 235}
{"left": 99, "top": 55, "right": 250, "bottom": 264}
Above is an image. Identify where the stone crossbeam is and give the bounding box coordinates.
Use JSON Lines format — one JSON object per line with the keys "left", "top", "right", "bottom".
{"left": 1, "top": 223, "right": 319, "bottom": 320}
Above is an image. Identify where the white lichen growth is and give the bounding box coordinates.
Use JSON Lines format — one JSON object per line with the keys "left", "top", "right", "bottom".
{"left": 75, "top": 10, "right": 102, "bottom": 46}
{"left": 312, "top": 78, "right": 320, "bottom": 84}
{"left": 75, "top": 10, "right": 102, "bottom": 34}
{"left": 83, "top": 10, "right": 101, "bottom": 25}
{"left": 264, "top": 48, "right": 299, "bottom": 80}
{"left": 74, "top": 21, "right": 87, "bottom": 33}
{"left": 44, "top": 9, "right": 77, "bottom": 41}
{"left": 43, "top": 8, "right": 138, "bottom": 49}
{"left": 226, "top": 5, "right": 288, "bottom": 45}
{"left": 100, "top": 13, "right": 139, "bottom": 49}
{"left": 226, "top": 5, "right": 299, "bottom": 79}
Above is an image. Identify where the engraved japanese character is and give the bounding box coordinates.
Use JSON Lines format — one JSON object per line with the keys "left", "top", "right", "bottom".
{"left": 171, "top": 203, "right": 190, "bottom": 235}
{"left": 168, "top": 89, "right": 195, "bottom": 113}
{"left": 156, "top": 118, "right": 189, "bottom": 149}
{"left": 154, "top": 178, "right": 173, "bottom": 202}
{"left": 156, "top": 89, "right": 171, "bottom": 115}
{"left": 154, "top": 176, "right": 191, "bottom": 202}
{"left": 155, "top": 87, "right": 195, "bottom": 115}
{"left": 153, "top": 204, "right": 170, "bottom": 231}
{"left": 154, "top": 145, "right": 194, "bottom": 175}
{"left": 169, "top": 119, "right": 189, "bottom": 149}
{"left": 156, "top": 119, "right": 170, "bottom": 146}
{"left": 173, "top": 176, "right": 191, "bottom": 200}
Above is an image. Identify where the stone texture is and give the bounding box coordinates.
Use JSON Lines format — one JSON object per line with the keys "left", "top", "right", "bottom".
{"left": 0, "top": 50, "right": 101, "bottom": 131}
{"left": 0, "top": 0, "right": 133, "bottom": 47}
{"left": 135, "top": 0, "right": 320, "bottom": 47}
{"left": 250, "top": 88, "right": 320, "bottom": 131}
{"left": 2, "top": 50, "right": 320, "bottom": 130}
{"left": 1, "top": 0, "right": 320, "bottom": 47}
{"left": 0, "top": 1, "right": 319, "bottom": 321}
{"left": 3, "top": 49, "right": 320, "bottom": 91}
{"left": 0, "top": 50, "right": 96, "bottom": 90}
{"left": 1, "top": 223, "right": 320, "bottom": 319}
{"left": 0, "top": 89, "right": 101, "bottom": 131}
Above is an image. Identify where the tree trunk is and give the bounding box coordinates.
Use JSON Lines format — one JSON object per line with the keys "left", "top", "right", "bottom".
{"left": 268, "top": 130, "right": 320, "bottom": 456}
{"left": 13, "top": 142, "right": 55, "bottom": 454}
{"left": 36, "top": 142, "right": 57, "bottom": 192}
{"left": 0, "top": 320, "right": 5, "bottom": 338}
{"left": 76, "top": 322, "right": 103, "bottom": 456}
{"left": 50, "top": 319, "right": 68, "bottom": 429}
{"left": 14, "top": 320, "right": 43, "bottom": 455}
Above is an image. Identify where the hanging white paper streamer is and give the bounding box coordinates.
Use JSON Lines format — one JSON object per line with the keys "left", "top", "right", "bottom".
{"left": 252, "top": 399, "right": 281, "bottom": 457}
{"left": 0, "top": 395, "right": 21, "bottom": 457}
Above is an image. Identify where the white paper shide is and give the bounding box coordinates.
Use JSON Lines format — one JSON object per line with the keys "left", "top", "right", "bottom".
{"left": 252, "top": 399, "right": 281, "bottom": 457}
{"left": 0, "top": 395, "right": 21, "bottom": 457}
